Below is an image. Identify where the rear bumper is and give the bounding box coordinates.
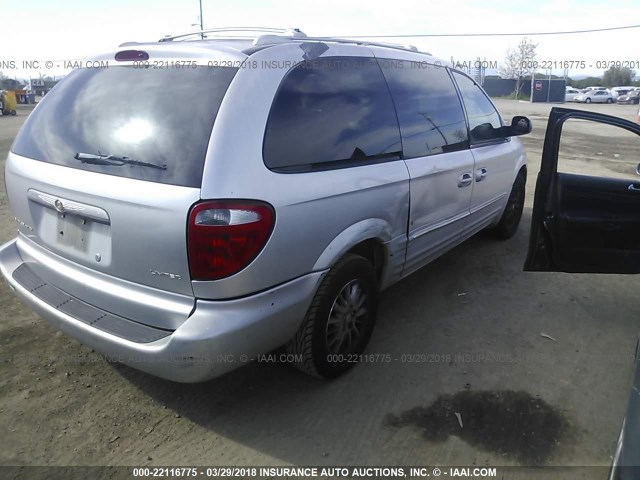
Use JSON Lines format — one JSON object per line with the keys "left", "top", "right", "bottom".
{"left": 0, "top": 238, "right": 325, "bottom": 382}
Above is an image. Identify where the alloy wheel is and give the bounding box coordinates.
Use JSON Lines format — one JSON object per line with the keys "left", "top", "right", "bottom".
{"left": 325, "top": 279, "right": 368, "bottom": 354}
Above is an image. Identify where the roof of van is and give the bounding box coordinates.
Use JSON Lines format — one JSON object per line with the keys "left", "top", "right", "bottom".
{"left": 109, "top": 27, "right": 448, "bottom": 65}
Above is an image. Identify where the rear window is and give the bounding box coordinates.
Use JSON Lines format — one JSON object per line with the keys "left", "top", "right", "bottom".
{"left": 11, "top": 66, "right": 237, "bottom": 187}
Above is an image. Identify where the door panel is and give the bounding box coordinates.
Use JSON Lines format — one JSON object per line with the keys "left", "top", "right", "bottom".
{"left": 548, "top": 173, "right": 640, "bottom": 272}
{"left": 466, "top": 141, "right": 515, "bottom": 234}
{"left": 370, "top": 55, "right": 474, "bottom": 276}
{"left": 451, "top": 71, "right": 515, "bottom": 235}
{"left": 525, "top": 107, "right": 640, "bottom": 273}
{"left": 404, "top": 151, "right": 475, "bottom": 274}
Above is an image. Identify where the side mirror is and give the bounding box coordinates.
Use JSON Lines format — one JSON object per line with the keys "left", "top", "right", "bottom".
{"left": 471, "top": 117, "right": 533, "bottom": 142}
{"left": 506, "top": 116, "right": 532, "bottom": 136}
{"left": 470, "top": 123, "right": 496, "bottom": 141}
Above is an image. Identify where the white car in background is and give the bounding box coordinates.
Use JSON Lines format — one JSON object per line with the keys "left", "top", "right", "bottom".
{"left": 573, "top": 90, "right": 614, "bottom": 104}
{"left": 583, "top": 86, "right": 608, "bottom": 93}
{"left": 565, "top": 88, "right": 581, "bottom": 102}
{"left": 610, "top": 86, "right": 636, "bottom": 99}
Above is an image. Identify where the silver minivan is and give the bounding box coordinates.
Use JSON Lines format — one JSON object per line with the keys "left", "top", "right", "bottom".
{"left": 0, "top": 28, "right": 531, "bottom": 382}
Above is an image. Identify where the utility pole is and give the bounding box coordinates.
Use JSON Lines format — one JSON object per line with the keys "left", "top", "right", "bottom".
{"left": 199, "top": 0, "right": 204, "bottom": 39}
{"left": 530, "top": 71, "right": 535, "bottom": 103}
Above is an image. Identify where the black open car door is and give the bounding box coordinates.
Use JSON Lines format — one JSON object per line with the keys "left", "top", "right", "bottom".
{"left": 525, "top": 107, "right": 640, "bottom": 273}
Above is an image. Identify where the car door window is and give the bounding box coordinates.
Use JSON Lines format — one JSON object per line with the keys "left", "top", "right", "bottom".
{"left": 378, "top": 61, "right": 468, "bottom": 158}
{"left": 452, "top": 71, "right": 502, "bottom": 144}
{"left": 263, "top": 56, "right": 402, "bottom": 171}
{"left": 559, "top": 118, "right": 638, "bottom": 180}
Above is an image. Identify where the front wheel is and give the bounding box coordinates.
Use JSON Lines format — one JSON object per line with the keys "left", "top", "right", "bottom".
{"left": 607, "top": 98, "right": 613, "bottom": 104}
{"left": 287, "top": 254, "right": 378, "bottom": 379}
{"left": 491, "top": 172, "right": 526, "bottom": 240}
{"left": 585, "top": 98, "right": 592, "bottom": 104}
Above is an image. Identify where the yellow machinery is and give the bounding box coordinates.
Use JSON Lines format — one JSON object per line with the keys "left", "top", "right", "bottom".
{"left": 0, "top": 90, "right": 17, "bottom": 116}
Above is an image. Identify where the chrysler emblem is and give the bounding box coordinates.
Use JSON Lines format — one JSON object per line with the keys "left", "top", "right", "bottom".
{"left": 54, "top": 199, "right": 65, "bottom": 213}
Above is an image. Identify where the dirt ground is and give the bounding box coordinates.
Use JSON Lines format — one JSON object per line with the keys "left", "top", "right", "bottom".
{"left": 0, "top": 100, "right": 639, "bottom": 476}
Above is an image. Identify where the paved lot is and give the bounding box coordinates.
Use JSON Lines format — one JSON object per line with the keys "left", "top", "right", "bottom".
{"left": 0, "top": 100, "right": 639, "bottom": 474}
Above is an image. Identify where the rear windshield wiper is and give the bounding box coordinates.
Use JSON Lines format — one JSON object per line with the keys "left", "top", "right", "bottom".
{"left": 74, "top": 153, "right": 167, "bottom": 170}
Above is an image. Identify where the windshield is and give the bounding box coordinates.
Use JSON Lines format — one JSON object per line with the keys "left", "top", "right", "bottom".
{"left": 11, "top": 65, "right": 237, "bottom": 187}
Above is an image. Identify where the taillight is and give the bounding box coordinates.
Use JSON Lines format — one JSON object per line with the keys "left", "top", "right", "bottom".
{"left": 187, "top": 200, "right": 275, "bottom": 281}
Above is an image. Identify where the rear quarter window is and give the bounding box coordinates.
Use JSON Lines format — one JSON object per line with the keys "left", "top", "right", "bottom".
{"left": 11, "top": 66, "right": 237, "bottom": 187}
{"left": 263, "top": 56, "right": 402, "bottom": 172}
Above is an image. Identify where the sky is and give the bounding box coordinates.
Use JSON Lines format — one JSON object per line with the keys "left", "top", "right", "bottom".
{"left": 0, "top": 0, "right": 639, "bottom": 79}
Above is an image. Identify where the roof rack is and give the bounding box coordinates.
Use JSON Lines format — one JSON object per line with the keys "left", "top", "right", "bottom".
{"left": 260, "top": 36, "right": 423, "bottom": 54}
{"left": 153, "top": 27, "right": 427, "bottom": 55}
{"left": 158, "top": 27, "right": 306, "bottom": 42}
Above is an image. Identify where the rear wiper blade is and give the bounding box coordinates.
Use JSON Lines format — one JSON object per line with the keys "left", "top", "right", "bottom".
{"left": 74, "top": 153, "right": 167, "bottom": 170}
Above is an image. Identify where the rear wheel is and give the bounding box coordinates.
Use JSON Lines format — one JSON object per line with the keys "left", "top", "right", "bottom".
{"left": 607, "top": 98, "right": 613, "bottom": 104}
{"left": 585, "top": 98, "right": 592, "bottom": 104}
{"left": 287, "top": 254, "right": 378, "bottom": 379}
{"left": 491, "top": 172, "right": 526, "bottom": 239}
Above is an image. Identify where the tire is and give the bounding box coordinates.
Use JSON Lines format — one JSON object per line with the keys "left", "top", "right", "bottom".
{"left": 607, "top": 98, "right": 613, "bottom": 104}
{"left": 10, "top": 110, "right": 16, "bottom": 116}
{"left": 491, "top": 172, "right": 526, "bottom": 240}
{"left": 286, "top": 253, "right": 378, "bottom": 379}
{"left": 585, "top": 98, "right": 591, "bottom": 104}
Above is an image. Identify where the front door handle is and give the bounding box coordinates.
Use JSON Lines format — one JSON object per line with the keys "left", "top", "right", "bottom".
{"left": 458, "top": 172, "right": 473, "bottom": 188}
{"left": 475, "top": 167, "right": 488, "bottom": 182}
{"left": 628, "top": 183, "right": 640, "bottom": 192}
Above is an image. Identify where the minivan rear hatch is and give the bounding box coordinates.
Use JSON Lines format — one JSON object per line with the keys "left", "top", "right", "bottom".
{"left": 6, "top": 48, "right": 239, "bottom": 329}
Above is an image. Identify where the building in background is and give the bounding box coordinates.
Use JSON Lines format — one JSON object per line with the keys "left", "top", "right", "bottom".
{"left": 30, "top": 78, "right": 60, "bottom": 96}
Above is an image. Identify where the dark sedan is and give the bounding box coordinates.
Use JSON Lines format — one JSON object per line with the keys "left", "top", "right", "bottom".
{"left": 617, "top": 90, "right": 640, "bottom": 105}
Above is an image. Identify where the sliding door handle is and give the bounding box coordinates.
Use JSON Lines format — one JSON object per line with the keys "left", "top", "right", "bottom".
{"left": 458, "top": 173, "right": 473, "bottom": 188}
